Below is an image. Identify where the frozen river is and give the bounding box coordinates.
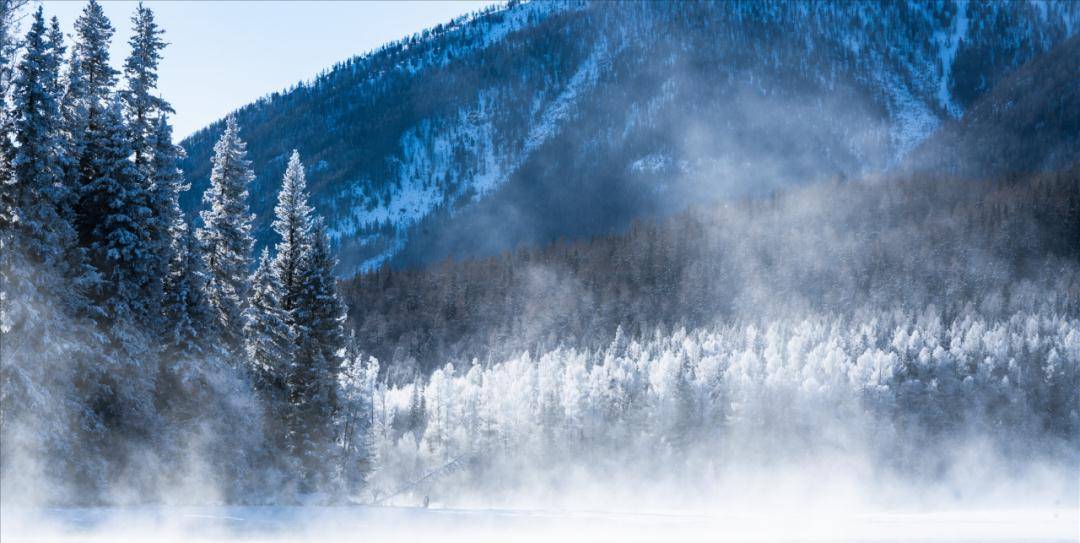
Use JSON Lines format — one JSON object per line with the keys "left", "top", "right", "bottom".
{"left": 2, "top": 505, "right": 1077, "bottom": 542}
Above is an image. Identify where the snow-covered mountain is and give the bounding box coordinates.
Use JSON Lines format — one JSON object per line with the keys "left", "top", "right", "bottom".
{"left": 178, "top": 0, "right": 1079, "bottom": 274}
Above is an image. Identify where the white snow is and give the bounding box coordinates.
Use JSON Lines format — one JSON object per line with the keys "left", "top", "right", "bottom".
{"left": 877, "top": 68, "right": 941, "bottom": 164}
{"left": 2, "top": 505, "right": 1075, "bottom": 542}
{"left": 630, "top": 153, "right": 674, "bottom": 174}
{"left": 521, "top": 44, "right": 605, "bottom": 156}
{"left": 934, "top": 0, "right": 969, "bottom": 117}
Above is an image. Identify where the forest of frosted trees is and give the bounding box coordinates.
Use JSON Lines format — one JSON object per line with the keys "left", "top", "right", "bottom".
{"left": 359, "top": 170, "right": 1080, "bottom": 504}
{"left": 0, "top": 0, "right": 1078, "bottom": 508}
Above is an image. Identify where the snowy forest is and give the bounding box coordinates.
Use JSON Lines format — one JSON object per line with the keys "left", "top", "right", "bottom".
{"left": 0, "top": 1, "right": 359, "bottom": 503}
{"left": 0, "top": 0, "right": 1078, "bottom": 529}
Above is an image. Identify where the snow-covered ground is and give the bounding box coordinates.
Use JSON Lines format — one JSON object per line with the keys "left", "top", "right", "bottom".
{"left": 2, "top": 505, "right": 1076, "bottom": 542}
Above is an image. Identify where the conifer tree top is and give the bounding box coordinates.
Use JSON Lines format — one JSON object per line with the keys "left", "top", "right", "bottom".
{"left": 74, "top": 0, "right": 118, "bottom": 101}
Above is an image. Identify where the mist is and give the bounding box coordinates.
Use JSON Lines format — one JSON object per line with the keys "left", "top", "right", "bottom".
{"left": 3, "top": 0, "right": 1080, "bottom": 541}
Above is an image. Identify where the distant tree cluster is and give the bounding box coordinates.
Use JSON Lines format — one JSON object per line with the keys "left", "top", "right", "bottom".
{"left": 0, "top": 2, "right": 366, "bottom": 503}
{"left": 368, "top": 303, "right": 1079, "bottom": 504}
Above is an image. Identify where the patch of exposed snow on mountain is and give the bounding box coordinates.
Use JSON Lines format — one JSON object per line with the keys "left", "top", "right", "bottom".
{"left": 630, "top": 153, "right": 674, "bottom": 174}
{"left": 879, "top": 70, "right": 942, "bottom": 164}
{"left": 522, "top": 44, "right": 606, "bottom": 155}
{"left": 358, "top": 237, "right": 406, "bottom": 273}
{"left": 935, "top": 0, "right": 969, "bottom": 117}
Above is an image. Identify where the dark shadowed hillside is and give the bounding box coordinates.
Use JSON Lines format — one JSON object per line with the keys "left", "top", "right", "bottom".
{"left": 907, "top": 34, "right": 1080, "bottom": 178}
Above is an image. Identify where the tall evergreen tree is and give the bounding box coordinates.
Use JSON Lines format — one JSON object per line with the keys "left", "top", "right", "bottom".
{"left": 122, "top": 2, "right": 171, "bottom": 172}
{"left": 0, "top": 7, "right": 89, "bottom": 480}
{"left": 44, "top": 17, "right": 65, "bottom": 109}
{"left": 271, "top": 149, "right": 313, "bottom": 320}
{"left": 163, "top": 220, "right": 214, "bottom": 366}
{"left": 288, "top": 218, "right": 348, "bottom": 491}
{"left": 150, "top": 116, "right": 185, "bottom": 244}
{"left": 135, "top": 113, "right": 185, "bottom": 333}
{"left": 157, "top": 215, "right": 219, "bottom": 452}
{"left": 6, "top": 7, "right": 69, "bottom": 267}
{"left": 80, "top": 97, "right": 155, "bottom": 323}
{"left": 245, "top": 247, "right": 294, "bottom": 393}
{"left": 244, "top": 247, "right": 295, "bottom": 464}
{"left": 46, "top": 16, "right": 98, "bottom": 308}
{"left": 72, "top": 0, "right": 116, "bottom": 117}
{"left": 154, "top": 116, "right": 211, "bottom": 369}
{"left": 121, "top": 4, "right": 173, "bottom": 324}
{"left": 302, "top": 219, "right": 348, "bottom": 385}
{"left": 71, "top": 0, "right": 119, "bottom": 252}
{"left": 197, "top": 116, "right": 255, "bottom": 358}
{"left": 74, "top": 95, "right": 160, "bottom": 450}
{"left": 59, "top": 52, "right": 89, "bottom": 192}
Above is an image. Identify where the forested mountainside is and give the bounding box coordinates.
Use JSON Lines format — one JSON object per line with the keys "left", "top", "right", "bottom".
{"left": 179, "top": 0, "right": 1079, "bottom": 275}
{"left": 341, "top": 31, "right": 1080, "bottom": 379}
{"left": 344, "top": 165, "right": 1080, "bottom": 380}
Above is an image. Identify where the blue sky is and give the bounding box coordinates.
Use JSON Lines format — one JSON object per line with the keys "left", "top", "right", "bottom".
{"left": 40, "top": 1, "right": 499, "bottom": 139}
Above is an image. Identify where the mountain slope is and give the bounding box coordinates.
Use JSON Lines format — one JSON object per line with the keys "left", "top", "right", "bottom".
{"left": 341, "top": 36, "right": 1080, "bottom": 374}
{"left": 178, "top": 0, "right": 1079, "bottom": 274}
{"left": 907, "top": 33, "right": 1080, "bottom": 177}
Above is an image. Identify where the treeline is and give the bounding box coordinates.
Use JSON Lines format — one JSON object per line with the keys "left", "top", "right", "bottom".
{"left": 342, "top": 166, "right": 1080, "bottom": 381}
{"left": 0, "top": 2, "right": 370, "bottom": 503}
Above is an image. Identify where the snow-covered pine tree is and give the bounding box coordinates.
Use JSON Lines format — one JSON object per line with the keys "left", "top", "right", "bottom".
{"left": 141, "top": 114, "right": 187, "bottom": 339}
{"left": 77, "top": 96, "right": 159, "bottom": 441}
{"left": 71, "top": 0, "right": 118, "bottom": 252}
{"left": 245, "top": 247, "right": 294, "bottom": 396}
{"left": 271, "top": 149, "right": 314, "bottom": 321}
{"left": 122, "top": 3, "right": 173, "bottom": 325}
{"left": 197, "top": 116, "right": 255, "bottom": 360}
{"left": 155, "top": 214, "right": 219, "bottom": 443}
{"left": 0, "top": 7, "right": 91, "bottom": 486}
{"left": 59, "top": 52, "right": 89, "bottom": 190}
{"left": 244, "top": 247, "right": 295, "bottom": 466}
{"left": 72, "top": 0, "right": 117, "bottom": 117}
{"left": 264, "top": 150, "right": 344, "bottom": 492}
{"left": 163, "top": 220, "right": 213, "bottom": 367}
{"left": 301, "top": 218, "right": 348, "bottom": 394}
{"left": 291, "top": 218, "right": 349, "bottom": 492}
{"left": 154, "top": 116, "right": 212, "bottom": 372}
{"left": 1, "top": 6, "right": 86, "bottom": 316}
{"left": 337, "top": 355, "right": 378, "bottom": 495}
{"left": 47, "top": 16, "right": 99, "bottom": 315}
{"left": 80, "top": 97, "right": 156, "bottom": 325}
{"left": 44, "top": 17, "right": 66, "bottom": 109}
{"left": 122, "top": 2, "right": 171, "bottom": 172}
{"left": 5, "top": 7, "right": 71, "bottom": 271}
{"left": 150, "top": 116, "right": 185, "bottom": 255}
